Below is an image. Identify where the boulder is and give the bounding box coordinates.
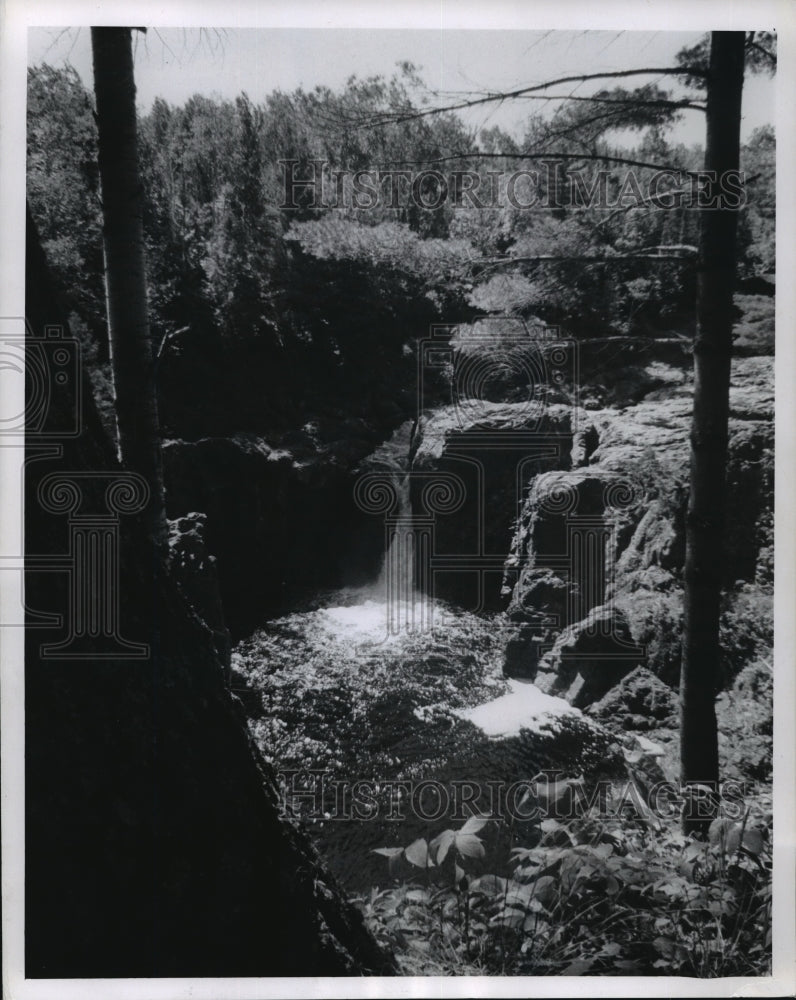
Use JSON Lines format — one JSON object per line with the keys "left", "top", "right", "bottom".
{"left": 585, "top": 666, "right": 679, "bottom": 730}
{"left": 614, "top": 588, "right": 684, "bottom": 687}
{"left": 503, "top": 466, "right": 648, "bottom": 681}
{"left": 533, "top": 606, "right": 643, "bottom": 708}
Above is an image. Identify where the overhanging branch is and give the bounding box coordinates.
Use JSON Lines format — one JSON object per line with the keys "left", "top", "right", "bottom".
{"left": 381, "top": 151, "right": 687, "bottom": 173}
{"left": 469, "top": 245, "right": 697, "bottom": 270}
{"left": 340, "top": 66, "right": 709, "bottom": 130}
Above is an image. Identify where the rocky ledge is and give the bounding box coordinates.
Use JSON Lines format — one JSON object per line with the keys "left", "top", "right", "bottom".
{"left": 409, "top": 353, "right": 773, "bottom": 719}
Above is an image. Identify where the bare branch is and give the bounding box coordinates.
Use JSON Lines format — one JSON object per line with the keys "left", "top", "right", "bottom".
{"left": 336, "top": 66, "right": 709, "bottom": 130}
{"left": 594, "top": 184, "right": 698, "bottom": 227}
{"left": 416, "top": 90, "right": 704, "bottom": 113}
{"left": 42, "top": 28, "right": 73, "bottom": 57}
{"left": 513, "top": 92, "right": 705, "bottom": 112}
{"left": 381, "top": 151, "right": 687, "bottom": 173}
{"left": 470, "top": 247, "right": 697, "bottom": 270}
{"left": 156, "top": 325, "right": 190, "bottom": 363}
{"left": 522, "top": 105, "right": 679, "bottom": 149}
{"left": 629, "top": 244, "right": 698, "bottom": 256}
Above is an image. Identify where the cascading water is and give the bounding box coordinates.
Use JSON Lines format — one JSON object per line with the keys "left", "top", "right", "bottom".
{"left": 288, "top": 421, "right": 430, "bottom": 645}
{"left": 376, "top": 469, "right": 424, "bottom": 635}
{"left": 366, "top": 418, "right": 439, "bottom": 637}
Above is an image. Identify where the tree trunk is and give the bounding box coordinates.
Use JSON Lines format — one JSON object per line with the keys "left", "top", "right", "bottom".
{"left": 25, "top": 205, "right": 395, "bottom": 977}
{"left": 680, "top": 31, "right": 746, "bottom": 833}
{"left": 91, "top": 27, "right": 166, "bottom": 550}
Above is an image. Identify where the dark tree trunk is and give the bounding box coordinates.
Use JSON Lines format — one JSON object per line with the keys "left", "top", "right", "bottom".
{"left": 680, "top": 31, "right": 746, "bottom": 833}
{"left": 25, "top": 206, "right": 394, "bottom": 977}
{"left": 91, "top": 27, "right": 166, "bottom": 550}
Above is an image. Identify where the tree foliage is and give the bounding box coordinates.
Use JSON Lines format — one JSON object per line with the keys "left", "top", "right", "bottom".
{"left": 27, "top": 53, "right": 774, "bottom": 390}
{"left": 27, "top": 64, "right": 104, "bottom": 338}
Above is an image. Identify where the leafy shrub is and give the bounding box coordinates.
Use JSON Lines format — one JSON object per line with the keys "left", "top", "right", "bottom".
{"left": 718, "top": 585, "right": 773, "bottom": 686}
{"left": 717, "top": 660, "right": 773, "bottom": 784}
{"left": 732, "top": 294, "right": 774, "bottom": 356}
{"left": 361, "top": 797, "right": 772, "bottom": 976}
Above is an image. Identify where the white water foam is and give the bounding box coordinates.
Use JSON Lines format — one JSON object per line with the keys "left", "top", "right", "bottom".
{"left": 455, "top": 677, "right": 580, "bottom": 738}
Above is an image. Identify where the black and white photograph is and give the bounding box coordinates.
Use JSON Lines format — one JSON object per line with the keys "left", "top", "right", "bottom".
{"left": 1, "top": 1, "right": 794, "bottom": 997}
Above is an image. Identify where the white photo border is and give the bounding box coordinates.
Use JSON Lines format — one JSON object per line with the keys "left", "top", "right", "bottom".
{"left": 2, "top": 2, "right": 794, "bottom": 998}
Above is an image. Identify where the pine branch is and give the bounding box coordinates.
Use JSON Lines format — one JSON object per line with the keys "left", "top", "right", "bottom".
{"left": 746, "top": 40, "right": 777, "bottom": 67}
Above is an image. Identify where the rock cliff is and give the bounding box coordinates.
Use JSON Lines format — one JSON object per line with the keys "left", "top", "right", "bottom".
{"left": 408, "top": 341, "right": 773, "bottom": 709}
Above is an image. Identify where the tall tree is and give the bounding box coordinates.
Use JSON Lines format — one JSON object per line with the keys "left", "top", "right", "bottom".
{"left": 91, "top": 27, "right": 166, "bottom": 549}
{"left": 680, "top": 31, "right": 747, "bottom": 831}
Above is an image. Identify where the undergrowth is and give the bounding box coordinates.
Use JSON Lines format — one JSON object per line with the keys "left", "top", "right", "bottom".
{"left": 358, "top": 796, "right": 772, "bottom": 977}
{"left": 234, "top": 594, "right": 773, "bottom": 976}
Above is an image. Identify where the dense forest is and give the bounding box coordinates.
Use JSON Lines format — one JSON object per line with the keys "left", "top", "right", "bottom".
{"left": 25, "top": 29, "right": 776, "bottom": 979}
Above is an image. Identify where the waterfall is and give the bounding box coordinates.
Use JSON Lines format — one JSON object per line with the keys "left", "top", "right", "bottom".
{"left": 366, "top": 421, "right": 431, "bottom": 635}
{"left": 377, "top": 471, "right": 423, "bottom": 634}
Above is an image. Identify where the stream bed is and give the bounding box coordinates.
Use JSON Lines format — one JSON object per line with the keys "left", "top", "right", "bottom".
{"left": 232, "top": 589, "right": 622, "bottom": 891}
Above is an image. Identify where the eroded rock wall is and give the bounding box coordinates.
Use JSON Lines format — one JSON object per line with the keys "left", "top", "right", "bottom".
{"left": 408, "top": 344, "right": 773, "bottom": 708}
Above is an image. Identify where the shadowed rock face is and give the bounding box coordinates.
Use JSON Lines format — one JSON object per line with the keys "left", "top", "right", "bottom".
{"left": 409, "top": 402, "right": 579, "bottom": 610}
{"left": 162, "top": 428, "right": 385, "bottom": 639}
{"left": 168, "top": 511, "right": 232, "bottom": 669}
{"left": 585, "top": 666, "right": 680, "bottom": 731}
{"left": 408, "top": 347, "right": 773, "bottom": 707}
{"left": 532, "top": 606, "right": 642, "bottom": 709}
{"left": 503, "top": 355, "right": 773, "bottom": 701}
{"left": 24, "top": 208, "right": 394, "bottom": 979}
